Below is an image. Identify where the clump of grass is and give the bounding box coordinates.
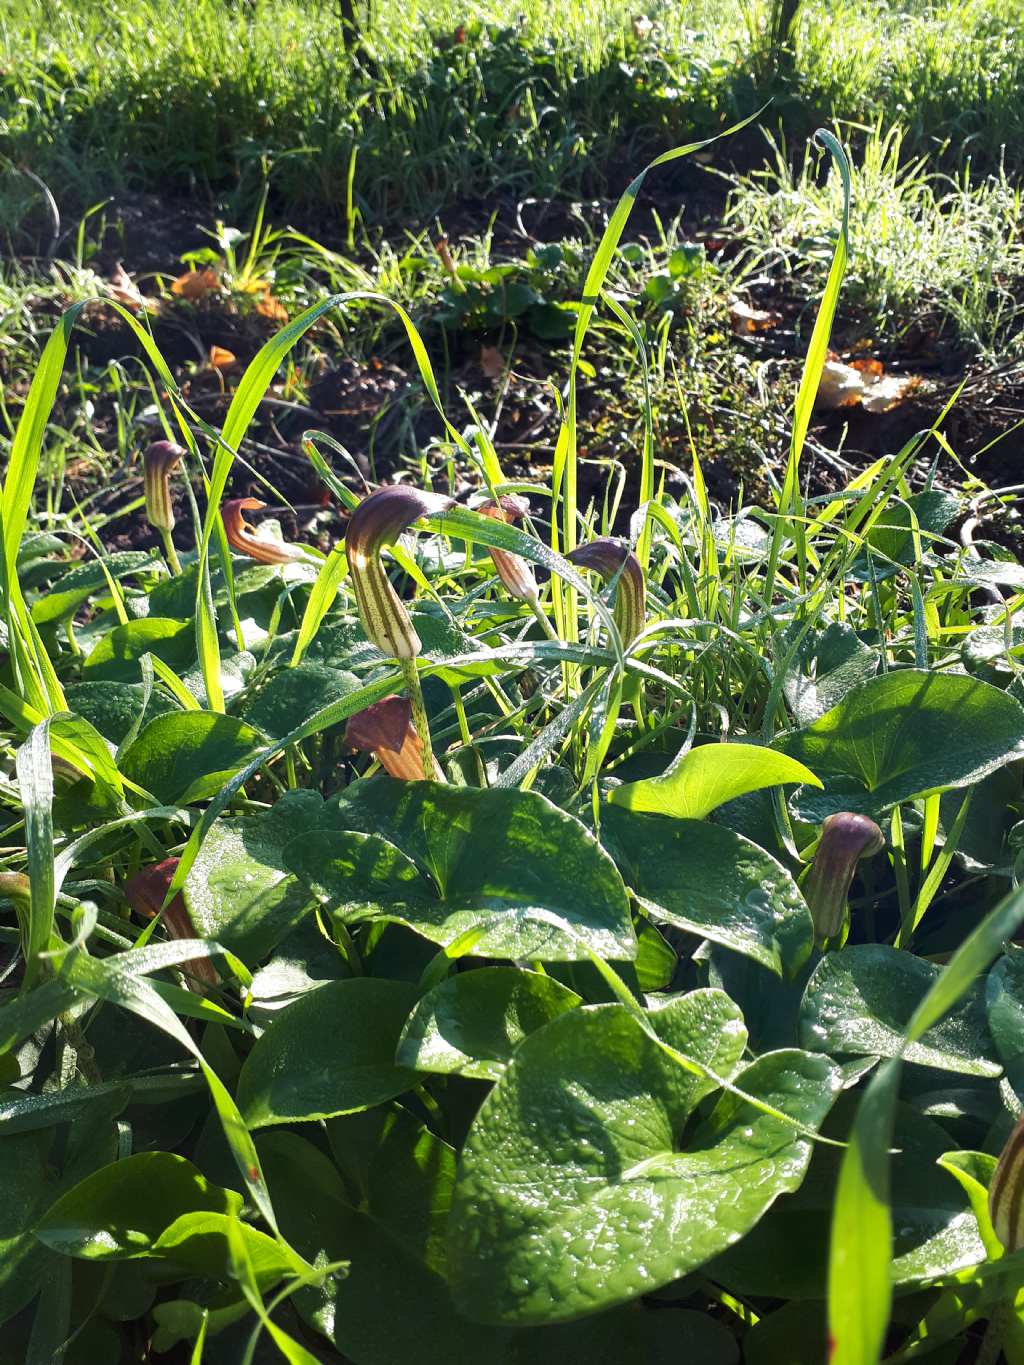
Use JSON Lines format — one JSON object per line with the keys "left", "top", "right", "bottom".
{"left": 5, "top": 0, "right": 1024, "bottom": 242}
{"left": 725, "top": 122, "right": 1024, "bottom": 357}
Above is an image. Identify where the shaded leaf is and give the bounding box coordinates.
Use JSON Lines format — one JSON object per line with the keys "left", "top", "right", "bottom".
{"left": 119, "top": 711, "right": 264, "bottom": 804}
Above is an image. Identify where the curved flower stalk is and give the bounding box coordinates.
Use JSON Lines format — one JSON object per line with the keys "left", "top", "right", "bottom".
{"left": 221, "top": 498, "right": 307, "bottom": 566}
{"left": 143, "top": 440, "right": 186, "bottom": 574}
{"left": 125, "top": 857, "right": 218, "bottom": 990}
{"left": 344, "top": 695, "right": 443, "bottom": 781}
{"left": 346, "top": 484, "right": 454, "bottom": 778}
{"left": 566, "top": 537, "right": 646, "bottom": 647}
{"left": 803, "top": 812, "right": 885, "bottom": 947}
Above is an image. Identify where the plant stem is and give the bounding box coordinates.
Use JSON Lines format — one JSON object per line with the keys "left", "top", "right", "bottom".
{"left": 452, "top": 686, "right": 472, "bottom": 746}
{"left": 529, "top": 597, "right": 560, "bottom": 642}
{"left": 160, "top": 527, "right": 183, "bottom": 576}
{"left": 400, "top": 657, "right": 439, "bottom": 780}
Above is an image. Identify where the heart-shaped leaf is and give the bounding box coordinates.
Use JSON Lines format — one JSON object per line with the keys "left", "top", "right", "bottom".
{"left": 396, "top": 968, "right": 583, "bottom": 1080}
{"left": 236, "top": 977, "right": 419, "bottom": 1128}
{"left": 119, "top": 711, "right": 264, "bottom": 804}
{"left": 774, "top": 669, "right": 1024, "bottom": 820}
{"left": 608, "top": 741, "right": 821, "bottom": 820}
{"left": 600, "top": 805, "right": 813, "bottom": 974}
{"left": 448, "top": 991, "right": 840, "bottom": 1324}
{"left": 289, "top": 780, "right": 636, "bottom": 962}
{"left": 780, "top": 621, "right": 879, "bottom": 725}
{"left": 800, "top": 945, "right": 1001, "bottom": 1076}
{"left": 261, "top": 1110, "right": 741, "bottom": 1365}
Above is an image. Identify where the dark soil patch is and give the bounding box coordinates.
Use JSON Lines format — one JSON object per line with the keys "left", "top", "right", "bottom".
{"left": 14, "top": 184, "right": 1024, "bottom": 562}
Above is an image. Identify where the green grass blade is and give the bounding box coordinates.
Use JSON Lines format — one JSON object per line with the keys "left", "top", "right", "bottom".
{"left": 16, "top": 720, "right": 56, "bottom": 988}
{"left": 2, "top": 303, "right": 87, "bottom": 580}
{"left": 767, "top": 129, "right": 851, "bottom": 599}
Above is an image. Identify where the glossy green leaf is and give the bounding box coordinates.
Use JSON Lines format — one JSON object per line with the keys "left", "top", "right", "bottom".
{"left": 119, "top": 711, "right": 265, "bottom": 804}
{"left": 608, "top": 740, "right": 821, "bottom": 820}
{"left": 290, "top": 779, "right": 636, "bottom": 962}
{"left": 774, "top": 670, "right": 1024, "bottom": 820}
{"left": 396, "top": 968, "right": 583, "bottom": 1080}
{"left": 236, "top": 977, "right": 419, "bottom": 1128}
{"left": 152, "top": 1211, "right": 307, "bottom": 1285}
{"left": 781, "top": 622, "right": 879, "bottom": 725}
{"left": 184, "top": 790, "right": 338, "bottom": 962}
{"left": 601, "top": 804, "right": 813, "bottom": 975}
{"left": 449, "top": 992, "right": 840, "bottom": 1324}
{"left": 82, "top": 616, "right": 195, "bottom": 683}
{"left": 35, "top": 1153, "right": 242, "bottom": 1259}
{"left": 801, "top": 945, "right": 1000, "bottom": 1075}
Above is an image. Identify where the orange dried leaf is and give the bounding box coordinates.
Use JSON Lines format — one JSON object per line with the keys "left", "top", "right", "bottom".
{"left": 170, "top": 267, "right": 220, "bottom": 301}
{"left": 208, "top": 345, "right": 237, "bottom": 370}
{"left": 255, "top": 291, "right": 289, "bottom": 322}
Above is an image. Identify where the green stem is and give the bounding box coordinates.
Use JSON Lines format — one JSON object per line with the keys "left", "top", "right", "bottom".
{"left": 400, "top": 657, "right": 439, "bottom": 780}
{"left": 160, "top": 527, "right": 183, "bottom": 576}
{"left": 529, "top": 597, "right": 560, "bottom": 642}
{"left": 452, "top": 686, "right": 472, "bottom": 747}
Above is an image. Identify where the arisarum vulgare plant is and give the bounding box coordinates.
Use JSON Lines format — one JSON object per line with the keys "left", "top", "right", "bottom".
{"left": 221, "top": 498, "right": 307, "bottom": 565}
{"left": 143, "top": 439, "right": 185, "bottom": 574}
{"left": 344, "top": 695, "right": 443, "bottom": 781}
{"left": 566, "top": 537, "right": 645, "bottom": 646}
{"left": 346, "top": 483, "right": 454, "bottom": 778}
{"left": 803, "top": 811, "right": 885, "bottom": 947}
